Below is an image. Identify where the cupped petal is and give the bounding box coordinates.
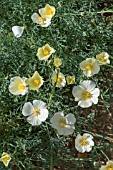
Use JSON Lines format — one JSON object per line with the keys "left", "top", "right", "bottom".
{"left": 22, "top": 102, "right": 33, "bottom": 116}
{"left": 78, "top": 99, "right": 92, "bottom": 108}
{"left": 27, "top": 115, "right": 41, "bottom": 126}
{"left": 31, "top": 13, "right": 40, "bottom": 23}
{"left": 92, "top": 61, "right": 100, "bottom": 75}
{"left": 72, "top": 86, "right": 83, "bottom": 101}
{"left": 91, "top": 96, "right": 98, "bottom": 104}
{"left": 33, "top": 100, "right": 46, "bottom": 109}
{"left": 66, "top": 113, "right": 76, "bottom": 125}
{"left": 83, "top": 133, "right": 93, "bottom": 140}
{"left": 91, "top": 88, "right": 100, "bottom": 97}
{"left": 63, "top": 125, "right": 75, "bottom": 136}
{"left": 38, "top": 109, "right": 49, "bottom": 121}
{"left": 12, "top": 26, "right": 24, "bottom": 38}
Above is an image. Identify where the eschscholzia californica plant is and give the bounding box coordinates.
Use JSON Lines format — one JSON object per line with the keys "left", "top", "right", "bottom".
{"left": 26, "top": 71, "right": 43, "bottom": 91}
{"left": 39, "top": 4, "right": 55, "bottom": 19}
{"left": 75, "top": 133, "right": 94, "bottom": 153}
{"left": 51, "top": 71, "right": 66, "bottom": 87}
{"left": 66, "top": 76, "right": 75, "bottom": 85}
{"left": 37, "top": 44, "right": 55, "bottom": 61}
{"left": 72, "top": 80, "right": 100, "bottom": 108}
{"left": 80, "top": 58, "right": 100, "bottom": 77}
{"left": 50, "top": 112, "right": 76, "bottom": 136}
{"left": 100, "top": 160, "right": 113, "bottom": 170}
{"left": 54, "top": 58, "right": 62, "bottom": 67}
{"left": 31, "top": 13, "right": 51, "bottom": 27}
{"left": 22, "top": 100, "right": 49, "bottom": 126}
{"left": 96, "top": 52, "right": 110, "bottom": 65}
{"left": 9, "top": 77, "right": 28, "bottom": 95}
{"left": 0, "top": 152, "right": 11, "bottom": 167}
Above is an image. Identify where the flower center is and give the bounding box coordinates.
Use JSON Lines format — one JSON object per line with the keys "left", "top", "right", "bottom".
{"left": 38, "top": 17, "right": 46, "bottom": 24}
{"left": 57, "top": 76, "right": 62, "bottom": 84}
{"left": 47, "top": 8, "right": 53, "bottom": 15}
{"left": 80, "top": 138, "right": 89, "bottom": 146}
{"left": 18, "top": 84, "right": 26, "bottom": 90}
{"left": 44, "top": 49, "right": 50, "bottom": 55}
{"left": 59, "top": 118, "right": 67, "bottom": 128}
{"left": 32, "top": 108, "right": 40, "bottom": 116}
{"left": 107, "top": 166, "right": 113, "bottom": 170}
{"left": 82, "top": 90, "right": 92, "bottom": 100}
{"left": 100, "top": 57, "right": 107, "bottom": 63}
{"left": 86, "top": 63, "right": 93, "bottom": 71}
{"left": 34, "top": 79, "right": 40, "bottom": 85}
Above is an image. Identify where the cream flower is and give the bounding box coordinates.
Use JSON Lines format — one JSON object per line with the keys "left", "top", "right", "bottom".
{"left": 9, "top": 77, "right": 28, "bottom": 95}
{"left": 54, "top": 58, "right": 62, "bottom": 67}
{"left": 100, "top": 161, "right": 113, "bottom": 170}
{"left": 96, "top": 52, "right": 110, "bottom": 65}
{"left": 37, "top": 44, "right": 55, "bottom": 61}
{"left": 12, "top": 26, "right": 24, "bottom": 38}
{"left": 31, "top": 13, "right": 51, "bottom": 27}
{"left": 0, "top": 152, "right": 11, "bottom": 167}
{"left": 22, "top": 100, "right": 49, "bottom": 126}
{"left": 51, "top": 71, "right": 66, "bottom": 87}
{"left": 66, "top": 76, "right": 75, "bottom": 85}
{"left": 75, "top": 133, "right": 94, "bottom": 153}
{"left": 72, "top": 80, "right": 100, "bottom": 108}
{"left": 26, "top": 71, "right": 43, "bottom": 91}
{"left": 39, "top": 4, "right": 55, "bottom": 19}
{"left": 80, "top": 58, "right": 100, "bottom": 77}
{"left": 50, "top": 112, "right": 76, "bottom": 136}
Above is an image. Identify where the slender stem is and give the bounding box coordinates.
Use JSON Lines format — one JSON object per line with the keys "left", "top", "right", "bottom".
{"left": 100, "top": 94, "right": 110, "bottom": 113}
{"left": 97, "top": 148, "right": 109, "bottom": 161}
{"left": 105, "top": 64, "right": 113, "bottom": 69}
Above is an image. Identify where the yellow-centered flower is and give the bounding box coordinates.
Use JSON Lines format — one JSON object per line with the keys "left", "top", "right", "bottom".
{"left": 9, "top": 77, "right": 28, "bottom": 95}
{"left": 51, "top": 71, "right": 66, "bottom": 88}
{"left": 96, "top": 52, "right": 110, "bottom": 65}
{"left": 39, "top": 4, "right": 55, "bottom": 19}
{"left": 66, "top": 76, "right": 75, "bottom": 85}
{"left": 54, "top": 58, "right": 62, "bottom": 67}
{"left": 37, "top": 44, "right": 55, "bottom": 61}
{"left": 0, "top": 152, "right": 11, "bottom": 167}
{"left": 26, "top": 71, "right": 43, "bottom": 91}
{"left": 100, "top": 161, "right": 113, "bottom": 170}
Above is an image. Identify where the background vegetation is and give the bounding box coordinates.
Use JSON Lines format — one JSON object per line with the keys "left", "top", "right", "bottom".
{"left": 0, "top": 0, "right": 113, "bottom": 169}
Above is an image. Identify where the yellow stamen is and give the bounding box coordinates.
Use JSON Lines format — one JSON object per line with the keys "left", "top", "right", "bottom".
{"left": 34, "top": 79, "right": 40, "bottom": 85}
{"left": 46, "top": 8, "right": 53, "bottom": 15}
{"left": 32, "top": 108, "right": 40, "bottom": 116}
{"left": 82, "top": 90, "right": 92, "bottom": 100}
{"left": 44, "top": 49, "right": 50, "bottom": 55}
{"left": 99, "top": 57, "right": 107, "bottom": 63}
{"left": 59, "top": 118, "right": 67, "bottom": 128}
{"left": 18, "top": 84, "right": 26, "bottom": 90}
{"left": 57, "top": 76, "right": 62, "bottom": 84}
{"left": 80, "top": 138, "right": 89, "bottom": 146}
{"left": 107, "top": 166, "right": 113, "bottom": 170}
{"left": 86, "top": 63, "right": 93, "bottom": 71}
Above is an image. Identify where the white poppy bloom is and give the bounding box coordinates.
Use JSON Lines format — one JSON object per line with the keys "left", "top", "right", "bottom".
{"left": 22, "top": 100, "right": 49, "bottom": 126}
{"left": 31, "top": 13, "right": 51, "bottom": 27}
{"left": 80, "top": 58, "right": 100, "bottom": 77}
{"left": 12, "top": 26, "right": 24, "bottom": 37}
{"left": 75, "top": 133, "right": 94, "bottom": 153}
{"left": 100, "top": 160, "right": 113, "bottom": 170}
{"left": 72, "top": 80, "right": 100, "bottom": 108}
{"left": 50, "top": 112, "right": 76, "bottom": 136}
{"left": 9, "top": 77, "right": 28, "bottom": 95}
{"left": 51, "top": 71, "right": 66, "bottom": 88}
{"left": 96, "top": 52, "right": 110, "bottom": 65}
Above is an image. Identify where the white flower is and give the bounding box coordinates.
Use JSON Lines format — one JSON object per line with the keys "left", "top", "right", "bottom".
{"left": 51, "top": 71, "right": 66, "bottom": 87}
{"left": 80, "top": 58, "right": 100, "bottom": 77}
{"left": 9, "top": 77, "right": 28, "bottom": 95}
{"left": 96, "top": 52, "right": 110, "bottom": 65}
{"left": 50, "top": 112, "right": 76, "bottom": 136}
{"left": 12, "top": 26, "right": 24, "bottom": 38}
{"left": 22, "top": 100, "right": 49, "bottom": 126}
{"left": 75, "top": 133, "right": 94, "bottom": 153}
{"left": 100, "top": 160, "right": 113, "bottom": 170}
{"left": 31, "top": 13, "right": 51, "bottom": 27}
{"left": 72, "top": 80, "right": 100, "bottom": 108}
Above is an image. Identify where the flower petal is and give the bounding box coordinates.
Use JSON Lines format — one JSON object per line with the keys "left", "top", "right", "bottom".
{"left": 78, "top": 99, "right": 92, "bottom": 108}
{"left": 66, "top": 113, "right": 76, "bottom": 125}
{"left": 27, "top": 115, "right": 41, "bottom": 126}
{"left": 72, "top": 86, "right": 83, "bottom": 101}
{"left": 22, "top": 102, "right": 33, "bottom": 116}
{"left": 33, "top": 100, "right": 46, "bottom": 109}
{"left": 38, "top": 109, "right": 49, "bottom": 121}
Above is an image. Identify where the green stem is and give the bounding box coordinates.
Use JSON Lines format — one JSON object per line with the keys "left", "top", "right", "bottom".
{"left": 100, "top": 94, "right": 110, "bottom": 113}
{"left": 105, "top": 64, "right": 113, "bottom": 69}
{"left": 97, "top": 148, "right": 109, "bottom": 161}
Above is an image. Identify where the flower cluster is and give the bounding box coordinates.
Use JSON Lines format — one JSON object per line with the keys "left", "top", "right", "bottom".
{"left": 2, "top": 2, "right": 111, "bottom": 168}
